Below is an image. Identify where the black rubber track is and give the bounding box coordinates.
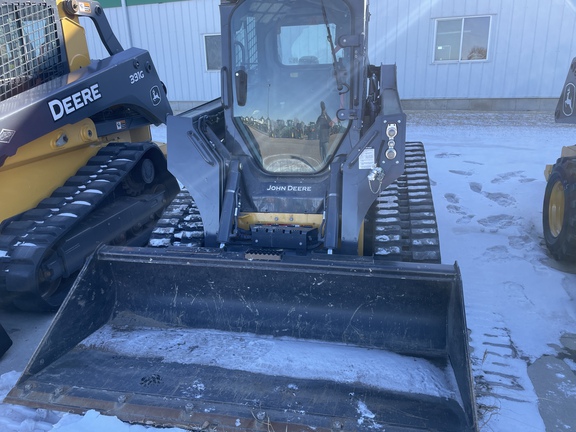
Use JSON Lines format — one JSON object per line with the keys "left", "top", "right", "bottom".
{"left": 148, "top": 191, "right": 204, "bottom": 248}
{"left": 370, "top": 141, "right": 441, "bottom": 263}
{"left": 0, "top": 142, "right": 175, "bottom": 311}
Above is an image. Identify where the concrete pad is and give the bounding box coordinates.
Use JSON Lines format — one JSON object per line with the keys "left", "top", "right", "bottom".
{"left": 527, "top": 355, "right": 576, "bottom": 431}
{"left": 561, "top": 333, "right": 576, "bottom": 352}
{"left": 0, "top": 309, "right": 54, "bottom": 375}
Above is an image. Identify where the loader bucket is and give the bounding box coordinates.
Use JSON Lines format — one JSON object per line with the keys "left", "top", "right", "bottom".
{"left": 6, "top": 245, "right": 477, "bottom": 431}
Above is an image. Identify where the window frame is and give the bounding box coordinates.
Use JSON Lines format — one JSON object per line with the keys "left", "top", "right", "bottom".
{"left": 203, "top": 33, "right": 222, "bottom": 72}
{"left": 433, "top": 15, "right": 492, "bottom": 63}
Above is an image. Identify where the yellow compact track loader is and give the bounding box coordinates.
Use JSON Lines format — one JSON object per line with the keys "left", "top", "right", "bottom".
{"left": 0, "top": 0, "right": 179, "bottom": 311}
{"left": 544, "top": 56, "right": 576, "bottom": 261}
{"left": 7, "top": 1, "right": 478, "bottom": 430}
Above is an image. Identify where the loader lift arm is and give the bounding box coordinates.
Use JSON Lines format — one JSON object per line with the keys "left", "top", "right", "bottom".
{"left": 62, "top": 0, "right": 123, "bottom": 55}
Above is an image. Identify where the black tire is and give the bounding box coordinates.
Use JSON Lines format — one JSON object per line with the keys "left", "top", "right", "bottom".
{"left": 543, "top": 157, "right": 576, "bottom": 262}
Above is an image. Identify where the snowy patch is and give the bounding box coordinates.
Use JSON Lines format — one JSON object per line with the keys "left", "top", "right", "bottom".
{"left": 80, "top": 325, "right": 461, "bottom": 401}
{"left": 0, "top": 371, "right": 64, "bottom": 432}
{"left": 148, "top": 238, "right": 172, "bottom": 247}
{"left": 14, "top": 242, "right": 37, "bottom": 247}
{"left": 356, "top": 400, "right": 383, "bottom": 429}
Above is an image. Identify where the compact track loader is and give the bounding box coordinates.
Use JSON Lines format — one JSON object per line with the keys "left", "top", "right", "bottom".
{"left": 0, "top": 0, "right": 179, "bottom": 311}
{"left": 7, "top": 0, "right": 477, "bottom": 430}
{"left": 544, "top": 56, "right": 576, "bottom": 261}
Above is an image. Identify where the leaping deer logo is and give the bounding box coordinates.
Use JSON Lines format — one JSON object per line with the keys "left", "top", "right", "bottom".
{"left": 150, "top": 86, "right": 162, "bottom": 107}
{"left": 563, "top": 83, "right": 575, "bottom": 117}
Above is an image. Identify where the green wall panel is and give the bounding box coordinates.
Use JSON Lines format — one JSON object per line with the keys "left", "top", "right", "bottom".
{"left": 98, "top": 0, "right": 188, "bottom": 7}
{"left": 98, "top": 0, "right": 121, "bottom": 8}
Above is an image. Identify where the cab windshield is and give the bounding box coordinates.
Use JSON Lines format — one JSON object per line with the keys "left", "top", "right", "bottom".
{"left": 231, "top": 0, "right": 352, "bottom": 173}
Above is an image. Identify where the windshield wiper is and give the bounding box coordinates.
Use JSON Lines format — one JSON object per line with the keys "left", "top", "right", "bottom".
{"left": 320, "top": 0, "right": 348, "bottom": 95}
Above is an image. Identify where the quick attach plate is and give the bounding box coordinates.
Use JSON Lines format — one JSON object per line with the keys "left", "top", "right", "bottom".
{"left": 251, "top": 225, "right": 318, "bottom": 251}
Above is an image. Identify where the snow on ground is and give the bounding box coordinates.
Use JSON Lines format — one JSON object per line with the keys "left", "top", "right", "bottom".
{"left": 1, "top": 110, "right": 576, "bottom": 431}
{"left": 409, "top": 111, "right": 576, "bottom": 431}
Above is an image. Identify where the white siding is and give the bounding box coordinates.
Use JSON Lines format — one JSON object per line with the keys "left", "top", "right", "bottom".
{"left": 84, "top": 0, "right": 576, "bottom": 104}
{"left": 368, "top": 0, "right": 576, "bottom": 100}
{"left": 83, "top": 0, "right": 220, "bottom": 104}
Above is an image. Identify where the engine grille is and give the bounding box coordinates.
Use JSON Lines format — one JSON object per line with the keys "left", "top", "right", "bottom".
{"left": 0, "top": 0, "right": 67, "bottom": 101}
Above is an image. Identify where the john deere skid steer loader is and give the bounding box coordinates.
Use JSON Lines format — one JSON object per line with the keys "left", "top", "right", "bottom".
{"left": 7, "top": 0, "right": 477, "bottom": 430}
{"left": 543, "top": 56, "right": 576, "bottom": 261}
{"left": 0, "top": 0, "right": 179, "bottom": 311}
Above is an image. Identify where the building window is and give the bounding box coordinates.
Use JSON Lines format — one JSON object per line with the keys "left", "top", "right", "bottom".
{"left": 278, "top": 23, "right": 343, "bottom": 65}
{"left": 204, "top": 34, "right": 222, "bottom": 71}
{"left": 434, "top": 16, "right": 490, "bottom": 62}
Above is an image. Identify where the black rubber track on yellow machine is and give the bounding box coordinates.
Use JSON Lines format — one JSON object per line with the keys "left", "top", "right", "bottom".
{"left": 0, "top": 142, "right": 176, "bottom": 311}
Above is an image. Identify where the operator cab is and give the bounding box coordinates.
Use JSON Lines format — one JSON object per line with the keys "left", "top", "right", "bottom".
{"left": 230, "top": 0, "right": 353, "bottom": 173}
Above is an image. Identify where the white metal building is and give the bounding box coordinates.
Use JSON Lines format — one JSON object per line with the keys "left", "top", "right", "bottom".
{"left": 84, "top": 0, "right": 576, "bottom": 110}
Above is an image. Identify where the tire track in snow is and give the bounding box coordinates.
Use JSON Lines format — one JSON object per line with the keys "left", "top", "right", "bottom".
{"left": 466, "top": 304, "right": 544, "bottom": 431}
